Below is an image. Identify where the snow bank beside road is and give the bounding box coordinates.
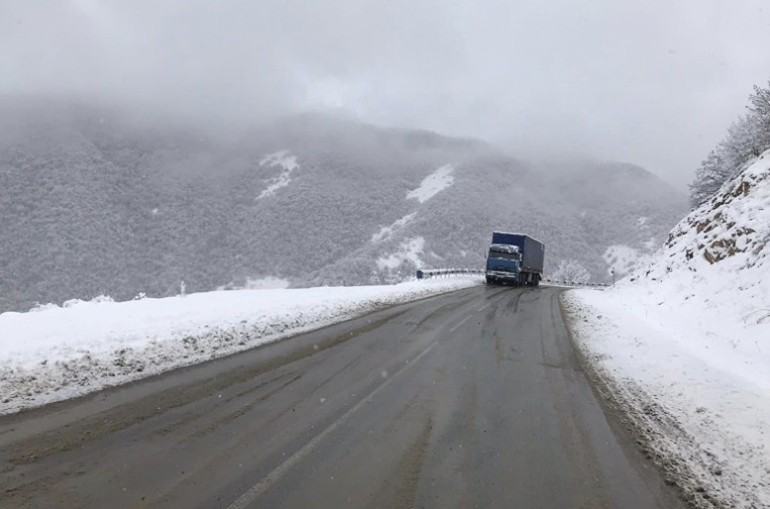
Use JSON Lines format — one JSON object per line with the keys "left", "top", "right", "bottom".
{"left": 0, "top": 277, "right": 481, "bottom": 415}
{"left": 563, "top": 151, "right": 770, "bottom": 508}
{"left": 565, "top": 288, "right": 770, "bottom": 508}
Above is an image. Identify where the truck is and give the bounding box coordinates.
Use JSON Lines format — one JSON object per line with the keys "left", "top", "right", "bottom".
{"left": 485, "top": 232, "right": 545, "bottom": 286}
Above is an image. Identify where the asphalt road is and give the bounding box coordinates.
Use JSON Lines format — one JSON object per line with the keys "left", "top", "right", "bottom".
{"left": 0, "top": 285, "right": 684, "bottom": 508}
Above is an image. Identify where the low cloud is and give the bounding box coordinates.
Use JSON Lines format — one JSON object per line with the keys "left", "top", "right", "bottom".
{"left": 2, "top": 0, "right": 769, "bottom": 188}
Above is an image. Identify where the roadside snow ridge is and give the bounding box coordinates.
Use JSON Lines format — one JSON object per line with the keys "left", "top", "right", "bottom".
{"left": 406, "top": 164, "right": 454, "bottom": 203}
{"left": 216, "top": 276, "right": 290, "bottom": 291}
{"left": 257, "top": 150, "right": 299, "bottom": 199}
{"left": 0, "top": 278, "right": 482, "bottom": 415}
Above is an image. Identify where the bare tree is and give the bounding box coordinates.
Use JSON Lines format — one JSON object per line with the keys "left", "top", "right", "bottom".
{"left": 749, "top": 81, "right": 770, "bottom": 140}
{"left": 690, "top": 79, "right": 770, "bottom": 208}
{"left": 551, "top": 259, "right": 590, "bottom": 284}
{"left": 690, "top": 150, "right": 728, "bottom": 208}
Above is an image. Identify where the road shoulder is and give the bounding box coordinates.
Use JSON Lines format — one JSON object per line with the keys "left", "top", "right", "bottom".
{"left": 561, "top": 289, "right": 769, "bottom": 509}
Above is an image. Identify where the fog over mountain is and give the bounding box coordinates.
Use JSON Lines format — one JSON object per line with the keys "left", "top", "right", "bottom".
{"left": 2, "top": 1, "right": 770, "bottom": 190}
{"left": 0, "top": 99, "right": 685, "bottom": 311}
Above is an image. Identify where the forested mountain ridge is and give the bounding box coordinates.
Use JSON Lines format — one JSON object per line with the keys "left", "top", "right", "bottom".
{"left": 0, "top": 99, "right": 687, "bottom": 311}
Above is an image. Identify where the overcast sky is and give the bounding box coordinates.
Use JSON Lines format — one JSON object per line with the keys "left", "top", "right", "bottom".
{"left": 2, "top": 0, "right": 769, "bottom": 189}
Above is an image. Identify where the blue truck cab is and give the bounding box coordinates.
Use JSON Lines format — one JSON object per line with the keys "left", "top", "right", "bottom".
{"left": 485, "top": 244, "right": 522, "bottom": 284}
{"left": 486, "top": 232, "right": 545, "bottom": 286}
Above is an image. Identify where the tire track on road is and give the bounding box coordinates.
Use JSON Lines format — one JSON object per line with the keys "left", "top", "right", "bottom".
{"left": 1, "top": 309, "right": 411, "bottom": 468}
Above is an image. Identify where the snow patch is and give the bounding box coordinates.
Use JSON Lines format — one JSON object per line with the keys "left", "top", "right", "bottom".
{"left": 376, "top": 237, "right": 425, "bottom": 270}
{"left": 406, "top": 164, "right": 454, "bottom": 203}
{"left": 602, "top": 244, "right": 652, "bottom": 277}
{"left": 637, "top": 216, "right": 649, "bottom": 228}
{"left": 371, "top": 212, "right": 417, "bottom": 243}
{"left": 257, "top": 150, "right": 299, "bottom": 199}
{"left": 242, "top": 277, "right": 290, "bottom": 290}
{"left": 216, "top": 276, "right": 290, "bottom": 291}
{"left": 0, "top": 278, "right": 482, "bottom": 415}
{"left": 642, "top": 236, "right": 657, "bottom": 251}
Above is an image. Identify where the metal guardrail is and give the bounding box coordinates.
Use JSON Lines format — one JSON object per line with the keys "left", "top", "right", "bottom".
{"left": 541, "top": 278, "right": 611, "bottom": 288}
{"left": 416, "top": 269, "right": 610, "bottom": 288}
{"left": 416, "top": 268, "right": 484, "bottom": 279}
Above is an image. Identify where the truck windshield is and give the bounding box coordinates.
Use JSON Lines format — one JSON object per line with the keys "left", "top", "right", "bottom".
{"left": 489, "top": 251, "right": 520, "bottom": 261}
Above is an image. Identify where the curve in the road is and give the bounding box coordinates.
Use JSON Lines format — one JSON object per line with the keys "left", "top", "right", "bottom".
{"left": 0, "top": 286, "right": 684, "bottom": 509}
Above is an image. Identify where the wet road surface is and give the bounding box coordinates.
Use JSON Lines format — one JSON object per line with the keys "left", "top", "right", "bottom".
{"left": 0, "top": 285, "right": 684, "bottom": 508}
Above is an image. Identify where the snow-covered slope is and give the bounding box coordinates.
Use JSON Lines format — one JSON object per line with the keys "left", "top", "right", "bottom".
{"left": 602, "top": 243, "right": 655, "bottom": 278}
{"left": 565, "top": 149, "right": 770, "bottom": 508}
{"left": 0, "top": 277, "right": 482, "bottom": 416}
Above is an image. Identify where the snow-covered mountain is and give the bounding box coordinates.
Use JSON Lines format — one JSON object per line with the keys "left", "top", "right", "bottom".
{"left": 0, "top": 99, "right": 686, "bottom": 311}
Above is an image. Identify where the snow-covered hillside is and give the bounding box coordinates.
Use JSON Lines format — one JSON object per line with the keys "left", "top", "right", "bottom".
{"left": 602, "top": 243, "right": 655, "bottom": 278}
{"left": 565, "top": 150, "right": 770, "bottom": 507}
{"left": 601, "top": 216, "right": 659, "bottom": 278}
{"left": 0, "top": 277, "right": 482, "bottom": 416}
{"left": 0, "top": 100, "right": 686, "bottom": 312}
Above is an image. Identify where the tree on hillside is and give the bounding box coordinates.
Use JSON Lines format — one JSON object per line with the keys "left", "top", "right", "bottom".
{"left": 550, "top": 259, "right": 590, "bottom": 284}
{"left": 723, "top": 114, "right": 765, "bottom": 162}
{"left": 749, "top": 80, "right": 770, "bottom": 138}
{"left": 690, "top": 150, "right": 729, "bottom": 208}
{"left": 690, "top": 79, "right": 770, "bottom": 209}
